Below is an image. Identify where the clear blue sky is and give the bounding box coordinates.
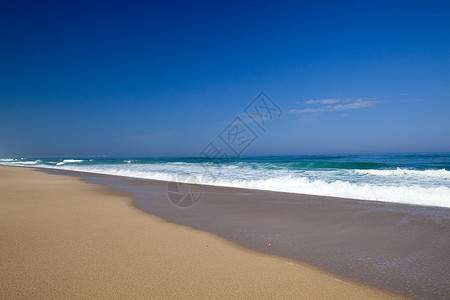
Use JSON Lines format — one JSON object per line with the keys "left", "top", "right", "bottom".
{"left": 1, "top": 0, "right": 449, "bottom": 157}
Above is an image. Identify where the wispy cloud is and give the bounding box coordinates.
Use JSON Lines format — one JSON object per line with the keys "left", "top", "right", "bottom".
{"left": 304, "top": 98, "right": 342, "bottom": 105}
{"left": 289, "top": 98, "right": 378, "bottom": 114}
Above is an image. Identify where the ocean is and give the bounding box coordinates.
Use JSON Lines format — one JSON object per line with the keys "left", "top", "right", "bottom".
{"left": 1, "top": 153, "right": 449, "bottom": 208}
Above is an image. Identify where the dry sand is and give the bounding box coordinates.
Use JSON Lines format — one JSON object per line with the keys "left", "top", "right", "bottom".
{"left": 0, "top": 166, "right": 402, "bottom": 299}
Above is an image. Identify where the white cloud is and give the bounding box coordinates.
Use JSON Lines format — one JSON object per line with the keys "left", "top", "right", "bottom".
{"left": 289, "top": 98, "right": 378, "bottom": 114}
{"left": 304, "top": 98, "right": 343, "bottom": 105}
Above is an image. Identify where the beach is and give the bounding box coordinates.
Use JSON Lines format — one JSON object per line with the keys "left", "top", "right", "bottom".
{"left": 0, "top": 165, "right": 404, "bottom": 299}
{"left": 48, "top": 167, "right": 450, "bottom": 299}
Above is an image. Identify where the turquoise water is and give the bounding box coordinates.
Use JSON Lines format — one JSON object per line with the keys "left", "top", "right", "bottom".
{"left": 2, "top": 153, "right": 449, "bottom": 208}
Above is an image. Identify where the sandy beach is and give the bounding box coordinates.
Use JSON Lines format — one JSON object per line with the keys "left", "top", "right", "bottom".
{"left": 0, "top": 166, "right": 402, "bottom": 299}
{"left": 46, "top": 168, "right": 449, "bottom": 299}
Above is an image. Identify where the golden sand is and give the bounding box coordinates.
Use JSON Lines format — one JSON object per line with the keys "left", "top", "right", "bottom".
{"left": 0, "top": 166, "right": 403, "bottom": 299}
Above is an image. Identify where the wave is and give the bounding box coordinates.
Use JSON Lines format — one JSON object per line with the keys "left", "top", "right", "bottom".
{"left": 7, "top": 160, "right": 43, "bottom": 165}
{"left": 0, "top": 158, "right": 15, "bottom": 162}
{"left": 1, "top": 155, "right": 449, "bottom": 208}
{"left": 355, "top": 168, "right": 450, "bottom": 178}
{"left": 46, "top": 165, "right": 450, "bottom": 208}
{"left": 201, "top": 176, "right": 450, "bottom": 208}
{"left": 56, "top": 166, "right": 180, "bottom": 182}
{"left": 280, "top": 161, "right": 391, "bottom": 170}
{"left": 56, "top": 159, "right": 84, "bottom": 166}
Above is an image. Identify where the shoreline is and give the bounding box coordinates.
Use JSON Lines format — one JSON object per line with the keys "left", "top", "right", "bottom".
{"left": 0, "top": 165, "right": 401, "bottom": 299}
{"left": 2, "top": 159, "right": 449, "bottom": 209}
{"left": 41, "top": 167, "right": 450, "bottom": 299}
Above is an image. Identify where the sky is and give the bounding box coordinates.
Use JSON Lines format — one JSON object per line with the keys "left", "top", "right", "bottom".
{"left": 0, "top": 0, "right": 449, "bottom": 157}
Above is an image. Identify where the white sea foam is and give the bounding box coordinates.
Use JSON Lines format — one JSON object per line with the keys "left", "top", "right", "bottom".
{"left": 202, "top": 176, "right": 450, "bottom": 208}
{"left": 355, "top": 168, "right": 450, "bottom": 178}
{"left": 0, "top": 158, "right": 15, "bottom": 162}
{"left": 8, "top": 160, "right": 42, "bottom": 165}
{"left": 56, "top": 159, "right": 84, "bottom": 165}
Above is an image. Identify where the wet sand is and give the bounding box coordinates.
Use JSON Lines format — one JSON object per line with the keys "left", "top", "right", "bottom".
{"left": 0, "top": 165, "right": 401, "bottom": 299}
{"left": 44, "top": 168, "right": 450, "bottom": 299}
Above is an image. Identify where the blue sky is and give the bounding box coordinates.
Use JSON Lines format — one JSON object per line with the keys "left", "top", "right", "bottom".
{"left": 0, "top": 0, "right": 449, "bottom": 157}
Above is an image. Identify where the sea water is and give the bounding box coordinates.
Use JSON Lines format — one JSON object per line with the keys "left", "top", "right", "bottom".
{"left": 1, "top": 153, "right": 449, "bottom": 208}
